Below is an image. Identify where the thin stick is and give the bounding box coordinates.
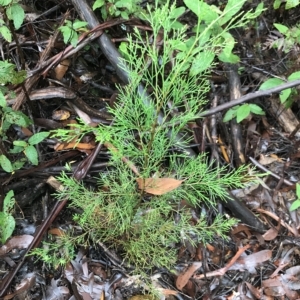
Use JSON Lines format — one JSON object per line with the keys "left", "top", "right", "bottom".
{"left": 199, "top": 79, "right": 300, "bottom": 117}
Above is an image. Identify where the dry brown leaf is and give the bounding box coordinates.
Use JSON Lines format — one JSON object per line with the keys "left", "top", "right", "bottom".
{"left": 4, "top": 275, "right": 36, "bottom": 300}
{"left": 231, "top": 224, "right": 252, "bottom": 237}
{"left": 0, "top": 235, "right": 33, "bottom": 256}
{"left": 281, "top": 273, "right": 300, "bottom": 290}
{"left": 136, "top": 178, "right": 183, "bottom": 195}
{"left": 282, "top": 285, "right": 299, "bottom": 300}
{"left": 176, "top": 262, "right": 202, "bottom": 290}
{"left": 262, "top": 277, "right": 281, "bottom": 288}
{"left": 258, "top": 154, "right": 279, "bottom": 165}
{"left": 82, "top": 292, "right": 93, "bottom": 300}
{"left": 54, "top": 142, "right": 95, "bottom": 151}
{"left": 54, "top": 59, "right": 70, "bottom": 80}
{"left": 161, "top": 289, "right": 178, "bottom": 296}
{"left": 229, "top": 249, "right": 272, "bottom": 273}
{"left": 52, "top": 110, "right": 70, "bottom": 121}
{"left": 262, "top": 228, "right": 279, "bottom": 241}
{"left": 264, "top": 286, "right": 285, "bottom": 297}
{"left": 48, "top": 228, "right": 65, "bottom": 237}
{"left": 238, "top": 249, "right": 272, "bottom": 265}
{"left": 245, "top": 282, "right": 261, "bottom": 299}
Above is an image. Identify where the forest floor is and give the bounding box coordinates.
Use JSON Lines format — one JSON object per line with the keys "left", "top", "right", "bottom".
{"left": 1, "top": 0, "right": 300, "bottom": 299}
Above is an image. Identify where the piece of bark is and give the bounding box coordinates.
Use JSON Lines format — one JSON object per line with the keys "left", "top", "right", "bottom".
{"left": 268, "top": 97, "right": 300, "bottom": 139}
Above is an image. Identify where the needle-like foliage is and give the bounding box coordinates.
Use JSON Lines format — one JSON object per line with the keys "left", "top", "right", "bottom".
{"left": 45, "top": 0, "right": 262, "bottom": 271}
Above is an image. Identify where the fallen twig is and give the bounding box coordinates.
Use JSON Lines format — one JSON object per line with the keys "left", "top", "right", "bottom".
{"left": 199, "top": 79, "right": 300, "bottom": 117}
{"left": 249, "top": 156, "right": 294, "bottom": 186}
{"left": 194, "top": 244, "right": 250, "bottom": 279}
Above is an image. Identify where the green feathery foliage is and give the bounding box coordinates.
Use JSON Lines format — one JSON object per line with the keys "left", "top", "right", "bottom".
{"left": 45, "top": 0, "right": 263, "bottom": 271}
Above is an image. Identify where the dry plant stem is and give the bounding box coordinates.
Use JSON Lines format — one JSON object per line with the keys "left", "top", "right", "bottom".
{"left": 199, "top": 79, "right": 300, "bottom": 118}
{"left": 226, "top": 64, "right": 245, "bottom": 166}
{"left": 218, "top": 136, "right": 230, "bottom": 163}
{"left": 248, "top": 156, "right": 294, "bottom": 186}
{"left": 194, "top": 244, "right": 250, "bottom": 279}
{"left": 40, "top": 20, "right": 125, "bottom": 76}
{"left": 209, "top": 92, "right": 220, "bottom": 164}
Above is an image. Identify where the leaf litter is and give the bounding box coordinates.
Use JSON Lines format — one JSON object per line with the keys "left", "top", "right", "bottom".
{"left": 3, "top": 1, "right": 300, "bottom": 300}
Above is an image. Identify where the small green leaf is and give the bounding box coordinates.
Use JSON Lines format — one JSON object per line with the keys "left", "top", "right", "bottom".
{"left": 12, "top": 160, "right": 25, "bottom": 170}
{"left": 2, "top": 120, "right": 11, "bottom": 133}
{"left": 70, "top": 31, "right": 79, "bottom": 47}
{"left": 3, "top": 190, "right": 14, "bottom": 214}
{"left": 120, "top": 11, "right": 129, "bottom": 19}
{"left": 296, "top": 183, "right": 300, "bottom": 198}
{"left": 9, "top": 146, "right": 24, "bottom": 154}
{"left": 6, "top": 4, "right": 25, "bottom": 30}
{"left": 218, "top": 52, "right": 240, "bottom": 63}
{"left": 0, "top": 25, "right": 12, "bottom": 42}
{"left": 288, "top": 71, "right": 300, "bottom": 81}
{"left": 183, "top": 0, "right": 219, "bottom": 22}
{"left": 249, "top": 104, "right": 265, "bottom": 115}
{"left": 5, "top": 111, "right": 32, "bottom": 127}
{"left": 11, "top": 70, "right": 26, "bottom": 85}
{"left": 0, "top": 92, "right": 6, "bottom": 107}
{"left": 274, "top": 23, "right": 289, "bottom": 34}
{"left": 285, "top": 0, "right": 299, "bottom": 9}
{"left": 273, "top": 0, "right": 282, "bottom": 9}
{"left": 190, "top": 51, "right": 215, "bottom": 75}
{"left": 59, "top": 26, "right": 75, "bottom": 45}
{"left": 0, "top": 155, "right": 13, "bottom": 172}
{"left": 93, "top": 0, "right": 105, "bottom": 10}
{"left": 0, "top": 212, "right": 15, "bottom": 244}
{"left": 253, "top": 3, "right": 265, "bottom": 18}
{"left": 223, "top": 107, "right": 238, "bottom": 122}
{"left": 169, "top": 40, "right": 187, "bottom": 52}
{"left": 236, "top": 104, "right": 251, "bottom": 123}
{"left": 72, "top": 20, "right": 88, "bottom": 30}
{"left": 220, "top": 0, "right": 247, "bottom": 25}
{"left": 13, "top": 140, "right": 27, "bottom": 147}
{"left": 284, "top": 97, "right": 294, "bottom": 108}
{"left": 290, "top": 199, "right": 300, "bottom": 211}
{"left": 170, "top": 21, "right": 185, "bottom": 30}
{"left": 169, "top": 6, "right": 186, "bottom": 19}
{"left": 279, "top": 88, "right": 291, "bottom": 103}
{"left": 259, "top": 78, "right": 284, "bottom": 90}
{"left": 24, "top": 145, "right": 38, "bottom": 165}
{"left": 28, "top": 132, "right": 50, "bottom": 145}
{"left": 0, "top": 0, "right": 12, "bottom": 6}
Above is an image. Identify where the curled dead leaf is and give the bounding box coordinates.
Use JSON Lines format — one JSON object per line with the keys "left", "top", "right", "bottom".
{"left": 52, "top": 110, "right": 70, "bottom": 121}
{"left": 54, "top": 142, "right": 95, "bottom": 151}
{"left": 0, "top": 235, "right": 33, "bottom": 256}
{"left": 54, "top": 59, "right": 70, "bottom": 80}
{"left": 136, "top": 178, "right": 183, "bottom": 195}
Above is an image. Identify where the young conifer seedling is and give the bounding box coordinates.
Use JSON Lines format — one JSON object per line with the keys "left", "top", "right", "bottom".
{"left": 42, "top": 0, "right": 263, "bottom": 272}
